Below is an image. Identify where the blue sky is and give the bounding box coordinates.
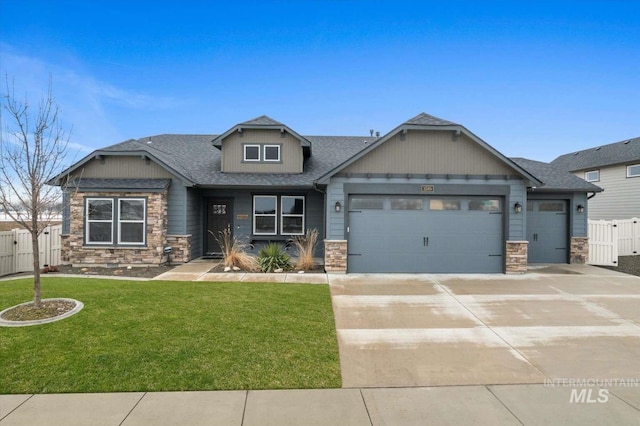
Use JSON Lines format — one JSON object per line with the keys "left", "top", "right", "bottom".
{"left": 1, "top": 0, "right": 638, "bottom": 163}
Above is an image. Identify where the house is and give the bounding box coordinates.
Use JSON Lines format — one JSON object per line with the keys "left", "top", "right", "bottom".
{"left": 53, "top": 113, "right": 601, "bottom": 273}
{"left": 551, "top": 137, "right": 640, "bottom": 220}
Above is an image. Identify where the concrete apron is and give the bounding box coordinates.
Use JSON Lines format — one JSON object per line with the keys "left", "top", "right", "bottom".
{"left": 329, "top": 268, "right": 640, "bottom": 388}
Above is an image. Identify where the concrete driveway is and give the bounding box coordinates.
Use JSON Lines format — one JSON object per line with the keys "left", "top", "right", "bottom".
{"left": 329, "top": 265, "right": 640, "bottom": 388}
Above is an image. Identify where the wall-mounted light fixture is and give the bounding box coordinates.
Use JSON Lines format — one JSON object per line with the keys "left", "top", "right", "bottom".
{"left": 335, "top": 201, "right": 342, "bottom": 212}
{"left": 577, "top": 204, "right": 585, "bottom": 213}
{"left": 514, "top": 202, "right": 522, "bottom": 213}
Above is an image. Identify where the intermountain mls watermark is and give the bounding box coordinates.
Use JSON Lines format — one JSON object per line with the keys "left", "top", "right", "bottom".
{"left": 544, "top": 378, "right": 639, "bottom": 403}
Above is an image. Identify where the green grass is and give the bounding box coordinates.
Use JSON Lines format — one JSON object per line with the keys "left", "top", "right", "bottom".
{"left": 0, "top": 277, "right": 341, "bottom": 393}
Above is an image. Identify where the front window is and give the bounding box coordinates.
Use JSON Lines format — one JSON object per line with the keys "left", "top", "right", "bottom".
{"left": 85, "top": 197, "right": 146, "bottom": 245}
{"left": 253, "top": 195, "right": 305, "bottom": 235}
{"left": 86, "top": 199, "right": 113, "bottom": 244}
{"left": 584, "top": 170, "right": 599, "bottom": 182}
{"left": 118, "top": 199, "right": 146, "bottom": 244}
{"left": 627, "top": 164, "right": 640, "bottom": 178}
{"left": 253, "top": 196, "right": 277, "bottom": 235}
{"left": 281, "top": 196, "right": 304, "bottom": 235}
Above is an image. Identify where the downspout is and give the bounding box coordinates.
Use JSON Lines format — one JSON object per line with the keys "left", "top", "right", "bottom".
{"left": 587, "top": 192, "right": 597, "bottom": 200}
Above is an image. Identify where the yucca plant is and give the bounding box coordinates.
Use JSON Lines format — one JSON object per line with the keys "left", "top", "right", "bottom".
{"left": 209, "top": 229, "right": 259, "bottom": 272}
{"left": 257, "top": 242, "right": 292, "bottom": 273}
{"left": 292, "top": 228, "right": 319, "bottom": 271}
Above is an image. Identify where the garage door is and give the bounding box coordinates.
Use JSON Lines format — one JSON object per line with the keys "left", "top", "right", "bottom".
{"left": 347, "top": 195, "right": 504, "bottom": 273}
{"left": 527, "top": 200, "right": 568, "bottom": 263}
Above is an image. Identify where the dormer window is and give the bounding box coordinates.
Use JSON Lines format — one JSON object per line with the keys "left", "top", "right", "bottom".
{"left": 264, "top": 145, "right": 280, "bottom": 162}
{"left": 244, "top": 145, "right": 260, "bottom": 161}
{"left": 242, "top": 143, "right": 282, "bottom": 163}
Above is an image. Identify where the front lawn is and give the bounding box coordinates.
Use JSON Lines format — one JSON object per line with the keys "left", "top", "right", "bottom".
{"left": 0, "top": 277, "right": 341, "bottom": 393}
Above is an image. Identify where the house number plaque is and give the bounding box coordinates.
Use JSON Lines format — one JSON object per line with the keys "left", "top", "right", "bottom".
{"left": 236, "top": 214, "right": 249, "bottom": 220}
{"left": 421, "top": 185, "right": 435, "bottom": 193}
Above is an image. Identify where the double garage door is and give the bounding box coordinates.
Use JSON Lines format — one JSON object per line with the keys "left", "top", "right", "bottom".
{"left": 348, "top": 195, "right": 504, "bottom": 273}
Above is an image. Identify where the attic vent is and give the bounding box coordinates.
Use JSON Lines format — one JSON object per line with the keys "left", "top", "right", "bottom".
{"left": 595, "top": 147, "right": 601, "bottom": 151}
{"left": 574, "top": 152, "right": 579, "bottom": 155}
{"left": 364, "top": 140, "right": 368, "bottom": 145}
{"left": 624, "top": 140, "right": 631, "bottom": 144}
{"left": 147, "top": 139, "right": 152, "bottom": 144}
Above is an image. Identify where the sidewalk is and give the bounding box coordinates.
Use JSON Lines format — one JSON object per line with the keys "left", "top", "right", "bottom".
{"left": 2, "top": 384, "right": 638, "bottom": 425}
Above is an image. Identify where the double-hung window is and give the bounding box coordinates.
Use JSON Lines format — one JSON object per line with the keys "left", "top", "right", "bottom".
{"left": 281, "top": 196, "right": 304, "bottom": 235}
{"left": 85, "top": 197, "right": 146, "bottom": 245}
{"left": 86, "top": 199, "right": 113, "bottom": 244}
{"left": 253, "top": 195, "right": 305, "bottom": 235}
{"left": 253, "top": 196, "right": 277, "bottom": 235}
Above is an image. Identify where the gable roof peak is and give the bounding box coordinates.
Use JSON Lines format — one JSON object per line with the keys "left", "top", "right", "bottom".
{"left": 239, "top": 115, "right": 284, "bottom": 126}
{"left": 404, "top": 112, "right": 458, "bottom": 126}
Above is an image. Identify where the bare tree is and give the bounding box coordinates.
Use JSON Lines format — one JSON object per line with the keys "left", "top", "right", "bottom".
{"left": 0, "top": 77, "right": 70, "bottom": 307}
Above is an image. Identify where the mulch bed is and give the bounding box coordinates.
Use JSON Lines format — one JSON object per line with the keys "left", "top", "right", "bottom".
{"left": 52, "top": 264, "right": 177, "bottom": 279}
{"left": 208, "top": 263, "right": 326, "bottom": 274}
{"left": 1, "top": 299, "right": 76, "bottom": 321}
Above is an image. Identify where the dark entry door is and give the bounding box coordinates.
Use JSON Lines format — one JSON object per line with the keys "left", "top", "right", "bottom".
{"left": 527, "top": 200, "right": 568, "bottom": 263}
{"left": 206, "top": 199, "right": 231, "bottom": 256}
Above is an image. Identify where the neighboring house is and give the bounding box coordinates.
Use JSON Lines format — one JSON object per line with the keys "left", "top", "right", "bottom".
{"left": 551, "top": 137, "right": 640, "bottom": 220}
{"left": 52, "top": 113, "right": 600, "bottom": 273}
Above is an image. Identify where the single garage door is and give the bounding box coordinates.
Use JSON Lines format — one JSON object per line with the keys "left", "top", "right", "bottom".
{"left": 348, "top": 195, "right": 504, "bottom": 273}
{"left": 527, "top": 200, "right": 568, "bottom": 263}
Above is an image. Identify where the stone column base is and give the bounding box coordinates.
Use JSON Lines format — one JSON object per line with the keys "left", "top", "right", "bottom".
{"left": 570, "top": 237, "right": 588, "bottom": 264}
{"left": 324, "top": 240, "right": 347, "bottom": 273}
{"left": 506, "top": 241, "right": 528, "bottom": 274}
{"left": 166, "top": 235, "right": 192, "bottom": 263}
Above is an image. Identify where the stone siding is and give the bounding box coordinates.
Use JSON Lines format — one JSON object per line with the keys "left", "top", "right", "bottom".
{"left": 324, "top": 240, "right": 347, "bottom": 273}
{"left": 62, "top": 190, "right": 168, "bottom": 266}
{"left": 570, "top": 237, "right": 588, "bottom": 264}
{"left": 166, "top": 235, "right": 192, "bottom": 264}
{"left": 506, "top": 240, "right": 528, "bottom": 274}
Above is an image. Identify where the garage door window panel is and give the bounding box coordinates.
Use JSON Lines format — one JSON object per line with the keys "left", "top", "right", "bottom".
{"left": 539, "top": 201, "right": 565, "bottom": 212}
{"left": 391, "top": 198, "right": 423, "bottom": 210}
{"left": 429, "top": 199, "right": 461, "bottom": 211}
{"left": 469, "top": 199, "right": 501, "bottom": 212}
{"left": 350, "top": 197, "right": 384, "bottom": 210}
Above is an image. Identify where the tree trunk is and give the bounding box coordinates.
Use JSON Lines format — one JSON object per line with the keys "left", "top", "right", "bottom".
{"left": 32, "top": 230, "right": 42, "bottom": 308}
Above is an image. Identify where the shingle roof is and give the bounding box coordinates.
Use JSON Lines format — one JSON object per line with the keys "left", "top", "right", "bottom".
{"left": 510, "top": 158, "right": 602, "bottom": 192}
{"left": 71, "top": 178, "right": 171, "bottom": 191}
{"left": 239, "top": 115, "right": 284, "bottom": 126}
{"left": 551, "top": 136, "right": 640, "bottom": 171}
{"left": 404, "top": 112, "right": 458, "bottom": 126}
{"left": 97, "top": 134, "right": 371, "bottom": 187}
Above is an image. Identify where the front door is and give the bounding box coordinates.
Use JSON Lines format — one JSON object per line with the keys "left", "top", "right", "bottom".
{"left": 206, "top": 199, "right": 231, "bottom": 257}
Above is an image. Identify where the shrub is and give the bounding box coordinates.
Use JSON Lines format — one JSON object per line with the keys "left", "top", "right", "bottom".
{"left": 210, "top": 229, "right": 259, "bottom": 272}
{"left": 257, "top": 243, "right": 292, "bottom": 273}
{"left": 292, "top": 228, "right": 318, "bottom": 271}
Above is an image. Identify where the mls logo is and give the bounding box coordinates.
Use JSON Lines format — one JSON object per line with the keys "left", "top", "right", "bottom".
{"left": 570, "top": 388, "right": 609, "bottom": 403}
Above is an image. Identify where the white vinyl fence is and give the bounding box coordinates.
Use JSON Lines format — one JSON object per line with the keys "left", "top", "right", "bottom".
{"left": 588, "top": 218, "right": 639, "bottom": 266}
{"left": 0, "top": 225, "right": 62, "bottom": 277}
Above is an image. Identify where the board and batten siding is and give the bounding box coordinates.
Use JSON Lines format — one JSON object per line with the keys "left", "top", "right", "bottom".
{"left": 221, "top": 129, "right": 303, "bottom": 173}
{"left": 326, "top": 176, "right": 526, "bottom": 240}
{"left": 75, "top": 156, "right": 174, "bottom": 179}
{"left": 342, "top": 131, "right": 517, "bottom": 175}
{"left": 186, "top": 188, "right": 202, "bottom": 259}
{"left": 575, "top": 164, "right": 640, "bottom": 220}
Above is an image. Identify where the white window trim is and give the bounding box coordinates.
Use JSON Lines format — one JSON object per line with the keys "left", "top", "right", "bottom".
{"left": 263, "top": 145, "right": 281, "bottom": 162}
{"left": 584, "top": 170, "right": 600, "bottom": 182}
{"left": 253, "top": 195, "right": 277, "bottom": 235}
{"left": 117, "top": 198, "right": 147, "bottom": 245}
{"left": 280, "top": 196, "right": 305, "bottom": 235}
{"left": 244, "top": 144, "right": 261, "bottom": 162}
{"left": 627, "top": 164, "right": 640, "bottom": 178}
{"left": 85, "top": 198, "right": 113, "bottom": 245}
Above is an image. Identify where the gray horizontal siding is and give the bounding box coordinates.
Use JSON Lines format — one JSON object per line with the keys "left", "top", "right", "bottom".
{"left": 186, "top": 188, "right": 202, "bottom": 259}
{"left": 577, "top": 165, "right": 640, "bottom": 220}
{"left": 166, "top": 182, "right": 186, "bottom": 235}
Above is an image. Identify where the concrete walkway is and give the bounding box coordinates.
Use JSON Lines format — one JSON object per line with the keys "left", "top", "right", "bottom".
{"left": 2, "top": 384, "right": 639, "bottom": 425}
